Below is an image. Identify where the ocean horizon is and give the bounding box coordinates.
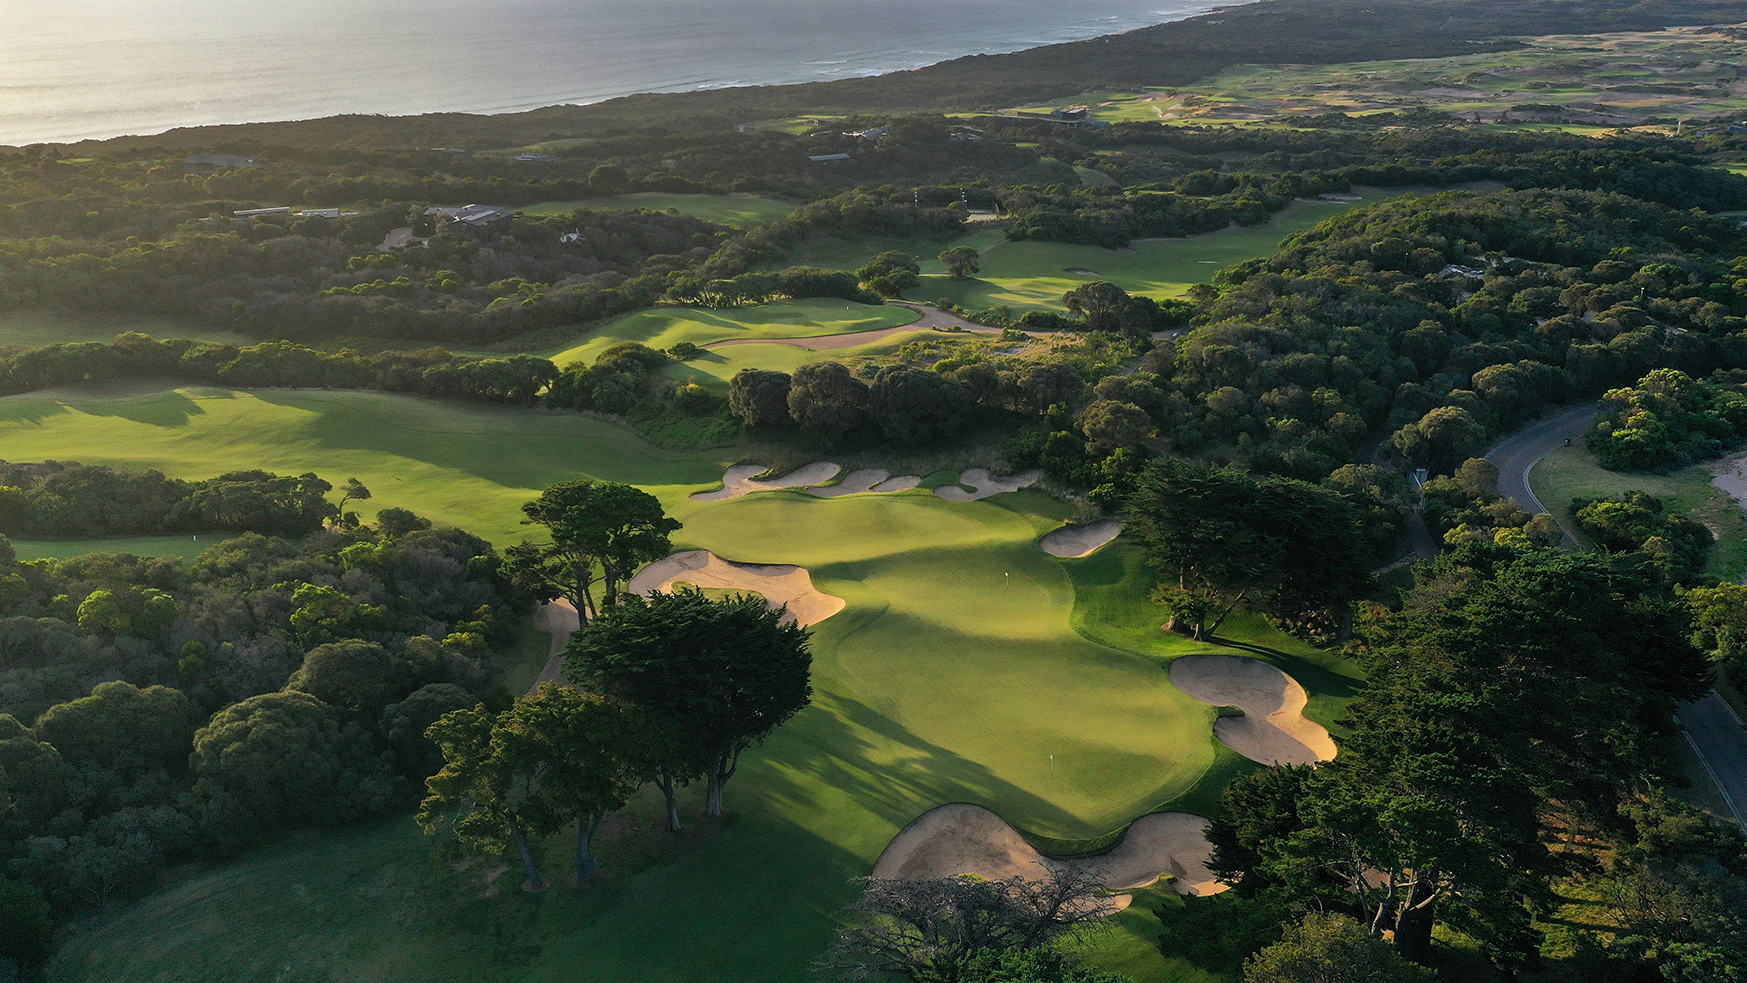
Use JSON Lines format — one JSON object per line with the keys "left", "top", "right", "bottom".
{"left": 0, "top": 0, "right": 1217, "bottom": 146}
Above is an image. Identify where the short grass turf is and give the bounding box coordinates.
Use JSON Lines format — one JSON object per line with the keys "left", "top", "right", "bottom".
{"left": 662, "top": 332, "right": 944, "bottom": 391}
{"left": 917, "top": 199, "right": 1359, "bottom": 310}
{"left": 0, "top": 309, "right": 252, "bottom": 349}
{"left": 544, "top": 298, "right": 920, "bottom": 369}
{"left": 35, "top": 402, "right": 1351, "bottom": 982}
{"left": 0, "top": 382, "right": 725, "bottom": 545}
{"left": 520, "top": 192, "right": 798, "bottom": 227}
{"left": 10, "top": 534, "right": 236, "bottom": 562}
{"left": 1528, "top": 443, "right": 1747, "bottom": 583}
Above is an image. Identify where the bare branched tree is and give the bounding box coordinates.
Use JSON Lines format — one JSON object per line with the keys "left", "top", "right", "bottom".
{"left": 816, "top": 869, "right": 1113, "bottom": 981}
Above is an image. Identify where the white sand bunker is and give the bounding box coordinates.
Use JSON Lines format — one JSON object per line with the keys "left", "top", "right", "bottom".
{"left": 1040, "top": 520, "right": 1122, "bottom": 558}
{"left": 1169, "top": 655, "right": 1337, "bottom": 766}
{"left": 871, "top": 803, "right": 1226, "bottom": 908}
{"left": 934, "top": 467, "right": 1042, "bottom": 502}
{"left": 808, "top": 468, "right": 923, "bottom": 498}
{"left": 626, "top": 549, "right": 845, "bottom": 626}
{"left": 691, "top": 462, "right": 841, "bottom": 501}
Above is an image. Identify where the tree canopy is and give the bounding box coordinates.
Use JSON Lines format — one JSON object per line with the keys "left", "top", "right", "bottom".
{"left": 566, "top": 586, "right": 812, "bottom": 825}
{"left": 1126, "top": 458, "right": 1373, "bottom": 639}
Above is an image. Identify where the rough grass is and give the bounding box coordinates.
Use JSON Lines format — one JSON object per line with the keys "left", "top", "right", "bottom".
{"left": 1529, "top": 443, "right": 1747, "bottom": 583}
{"left": 1047, "top": 26, "right": 1747, "bottom": 128}
{"left": 519, "top": 192, "right": 798, "bottom": 226}
{"left": 544, "top": 299, "right": 920, "bottom": 368}
{"left": 34, "top": 398, "right": 1354, "bottom": 983}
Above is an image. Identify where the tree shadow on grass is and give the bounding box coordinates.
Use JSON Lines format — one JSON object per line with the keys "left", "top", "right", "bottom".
{"left": 69, "top": 386, "right": 208, "bottom": 428}
{"left": 754, "top": 689, "right": 1094, "bottom": 841}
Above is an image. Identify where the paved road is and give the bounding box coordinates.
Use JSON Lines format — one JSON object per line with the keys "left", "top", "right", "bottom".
{"left": 1676, "top": 695, "right": 1747, "bottom": 828}
{"left": 1484, "top": 404, "right": 1599, "bottom": 525}
{"left": 1484, "top": 403, "right": 1747, "bottom": 829}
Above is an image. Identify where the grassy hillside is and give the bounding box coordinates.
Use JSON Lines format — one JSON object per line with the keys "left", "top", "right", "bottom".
{"left": 0, "top": 382, "right": 724, "bottom": 545}
{"left": 544, "top": 299, "right": 920, "bottom": 369}
{"left": 920, "top": 199, "right": 1358, "bottom": 309}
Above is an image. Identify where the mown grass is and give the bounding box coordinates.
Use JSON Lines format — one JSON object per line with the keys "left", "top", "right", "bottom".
{"left": 662, "top": 330, "right": 953, "bottom": 391}
{"left": 520, "top": 192, "right": 798, "bottom": 227}
{"left": 0, "top": 309, "right": 252, "bottom": 350}
{"left": 0, "top": 382, "right": 726, "bottom": 545}
{"left": 32, "top": 393, "right": 1354, "bottom": 982}
{"left": 544, "top": 299, "right": 920, "bottom": 369}
{"left": 1529, "top": 443, "right": 1747, "bottom": 583}
{"left": 917, "top": 199, "right": 1358, "bottom": 310}
{"left": 777, "top": 227, "right": 1009, "bottom": 274}
{"left": 10, "top": 534, "right": 236, "bottom": 562}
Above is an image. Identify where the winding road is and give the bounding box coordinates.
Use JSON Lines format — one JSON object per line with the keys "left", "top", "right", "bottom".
{"left": 1484, "top": 404, "right": 1598, "bottom": 546}
{"left": 1486, "top": 404, "right": 1747, "bottom": 829}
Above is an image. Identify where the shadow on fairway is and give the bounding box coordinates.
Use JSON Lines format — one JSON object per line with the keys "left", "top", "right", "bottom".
{"left": 74, "top": 387, "right": 208, "bottom": 427}
{"left": 759, "top": 690, "right": 1090, "bottom": 836}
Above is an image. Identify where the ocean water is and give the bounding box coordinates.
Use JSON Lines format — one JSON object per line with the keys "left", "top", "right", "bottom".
{"left": 0, "top": 0, "right": 1215, "bottom": 146}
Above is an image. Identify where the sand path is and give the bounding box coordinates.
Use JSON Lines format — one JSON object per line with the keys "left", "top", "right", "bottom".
{"left": 691, "top": 461, "right": 841, "bottom": 501}
{"left": 808, "top": 467, "right": 923, "bottom": 497}
{"left": 934, "top": 467, "right": 1041, "bottom": 501}
{"left": 1169, "top": 655, "right": 1337, "bottom": 766}
{"left": 528, "top": 598, "right": 580, "bottom": 691}
{"left": 626, "top": 549, "right": 845, "bottom": 627}
{"left": 1040, "top": 520, "right": 1122, "bottom": 558}
{"left": 870, "top": 803, "right": 1226, "bottom": 908}
{"left": 1709, "top": 451, "right": 1747, "bottom": 546}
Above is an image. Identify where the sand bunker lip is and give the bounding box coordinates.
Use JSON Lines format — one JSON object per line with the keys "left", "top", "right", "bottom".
{"left": 808, "top": 467, "right": 923, "bottom": 497}
{"left": 626, "top": 549, "right": 845, "bottom": 627}
{"left": 1040, "top": 520, "right": 1122, "bottom": 558}
{"left": 934, "top": 467, "right": 1041, "bottom": 502}
{"left": 1169, "top": 655, "right": 1337, "bottom": 766}
{"left": 870, "top": 803, "right": 1227, "bottom": 908}
{"left": 690, "top": 462, "right": 842, "bottom": 501}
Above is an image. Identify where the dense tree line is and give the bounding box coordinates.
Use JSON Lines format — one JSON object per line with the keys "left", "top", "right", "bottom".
{"left": 0, "top": 461, "right": 337, "bottom": 538}
{"left": 1139, "top": 188, "right": 1747, "bottom": 483}
{"left": 1187, "top": 542, "right": 1732, "bottom": 977}
{"left": 0, "top": 497, "right": 528, "bottom": 965}
{"left": 1588, "top": 367, "right": 1747, "bottom": 472}
{"left": 0, "top": 201, "right": 721, "bottom": 342}
{"left": 419, "top": 482, "right": 813, "bottom": 889}
{"left": 0, "top": 332, "right": 557, "bottom": 403}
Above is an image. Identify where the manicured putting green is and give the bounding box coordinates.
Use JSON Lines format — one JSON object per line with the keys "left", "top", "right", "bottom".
{"left": 520, "top": 192, "right": 798, "bottom": 226}
{"left": 544, "top": 298, "right": 920, "bottom": 368}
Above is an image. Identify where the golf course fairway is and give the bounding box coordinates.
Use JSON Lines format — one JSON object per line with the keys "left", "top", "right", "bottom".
{"left": 12, "top": 381, "right": 1353, "bottom": 983}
